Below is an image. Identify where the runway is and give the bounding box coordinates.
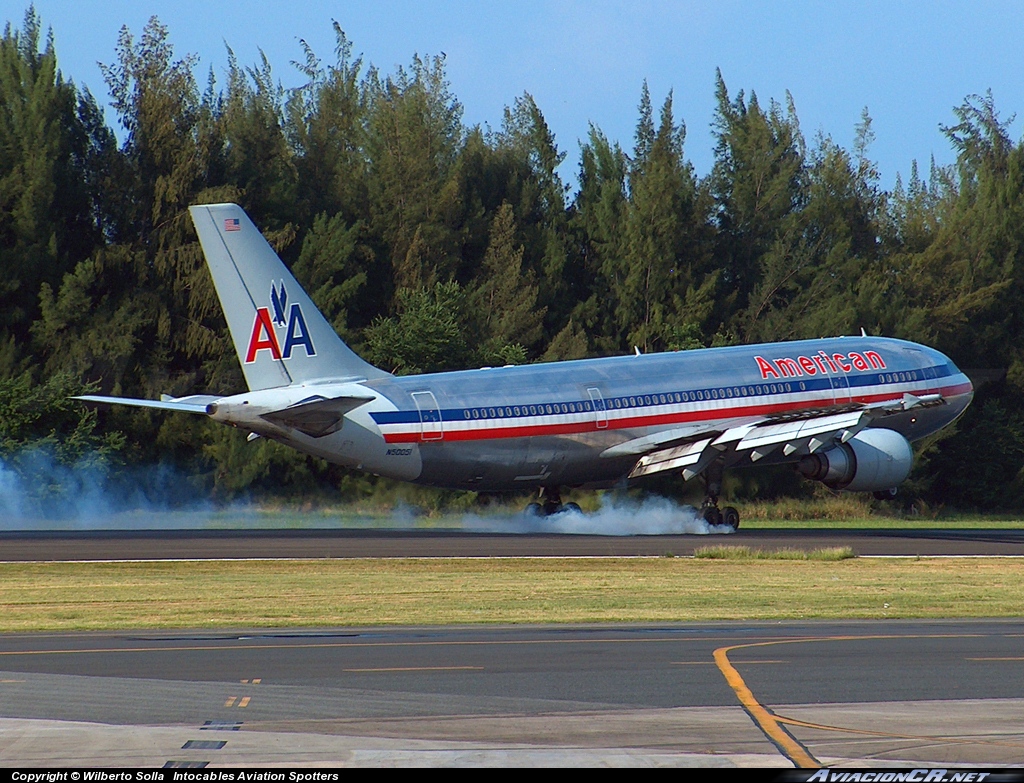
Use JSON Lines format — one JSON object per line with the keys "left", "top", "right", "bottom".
{"left": 2, "top": 527, "right": 1024, "bottom": 560}
{"left": 1, "top": 620, "right": 1023, "bottom": 767}
{"left": 2, "top": 529, "right": 1023, "bottom": 766}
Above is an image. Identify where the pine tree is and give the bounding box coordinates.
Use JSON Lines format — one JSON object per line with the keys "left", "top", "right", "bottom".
{"left": 0, "top": 8, "right": 104, "bottom": 373}
{"left": 285, "top": 22, "right": 370, "bottom": 225}
{"left": 710, "top": 71, "right": 806, "bottom": 318}
{"left": 365, "top": 54, "right": 464, "bottom": 295}
{"left": 471, "top": 202, "right": 545, "bottom": 356}
{"left": 221, "top": 48, "right": 297, "bottom": 225}
{"left": 616, "top": 89, "right": 715, "bottom": 351}
{"left": 570, "top": 125, "right": 628, "bottom": 353}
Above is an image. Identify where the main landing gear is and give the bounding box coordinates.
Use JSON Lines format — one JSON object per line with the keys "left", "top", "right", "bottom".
{"left": 699, "top": 461, "right": 740, "bottom": 531}
{"left": 526, "top": 487, "right": 581, "bottom": 517}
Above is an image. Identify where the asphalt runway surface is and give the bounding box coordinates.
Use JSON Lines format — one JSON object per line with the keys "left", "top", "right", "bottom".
{"left": 1, "top": 621, "right": 1023, "bottom": 767}
{"left": 2, "top": 527, "right": 1024, "bottom": 560}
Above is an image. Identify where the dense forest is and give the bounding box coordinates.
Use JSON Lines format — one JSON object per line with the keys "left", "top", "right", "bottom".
{"left": 2, "top": 8, "right": 1024, "bottom": 512}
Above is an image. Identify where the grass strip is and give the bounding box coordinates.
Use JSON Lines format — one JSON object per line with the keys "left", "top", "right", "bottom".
{"left": 693, "top": 545, "right": 856, "bottom": 560}
{"left": 0, "top": 558, "right": 1022, "bottom": 631}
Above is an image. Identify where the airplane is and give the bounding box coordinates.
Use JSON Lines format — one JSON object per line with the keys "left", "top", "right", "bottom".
{"left": 76, "top": 203, "right": 975, "bottom": 529}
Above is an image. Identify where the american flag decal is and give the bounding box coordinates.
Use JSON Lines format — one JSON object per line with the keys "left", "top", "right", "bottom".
{"left": 224, "top": 218, "right": 241, "bottom": 232}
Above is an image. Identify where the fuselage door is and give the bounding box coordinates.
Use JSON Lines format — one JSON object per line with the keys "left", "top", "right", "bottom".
{"left": 830, "top": 360, "right": 853, "bottom": 405}
{"left": 587, "top": 387, "right": 608, "bottom": 429}
{"left": 411, "top": 390, "right": 444, "bottom": 441}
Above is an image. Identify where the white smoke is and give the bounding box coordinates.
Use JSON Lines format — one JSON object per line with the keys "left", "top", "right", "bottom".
{"left": 0, "top": 450, "right": 736, "bottom": 536}
{"left": 460, "top": 494, "right": 737, "bottom": 535}
{"left": 0, "top": 449, "right": 214, "bottom": 529}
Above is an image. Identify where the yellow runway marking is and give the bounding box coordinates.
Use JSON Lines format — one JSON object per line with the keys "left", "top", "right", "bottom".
{"left": 224, "top": 696, "right": 236, "bottom": 707}
{"left": 240, "top": 678, "right": 262, "bottom": 683}
{"left": 711, "top": 633, "right": 997, "bottom": 769}
{"left": 776, "top": 713, "right": 1024, "bottom": 750}
{"left": 672, "top": 659, "right": 785, "bottom": 666}
{"left": 238, "top": 696, "right": 250, "bottom": 708}
{"left": 343, "top": 666, "right": 484, "bottom": 672}
{"left": 967, "top": 656, "right": 1024, "bottom": 661}
{"left": 713, "top": 643, "right": 820, "bottom": 768}
{"left": 0, "top": 679, "right": 25, "bottom": 683}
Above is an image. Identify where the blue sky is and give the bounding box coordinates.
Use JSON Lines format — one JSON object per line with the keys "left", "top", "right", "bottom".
{"left": 15, "top": 1, "right": 1024, "bottom": 190}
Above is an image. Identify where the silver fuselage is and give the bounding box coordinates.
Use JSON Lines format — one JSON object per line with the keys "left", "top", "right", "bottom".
{"left": 251, "top": 336, "right": 973, "bottom": 492}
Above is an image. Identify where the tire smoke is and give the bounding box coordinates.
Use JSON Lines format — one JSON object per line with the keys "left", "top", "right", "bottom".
{"left": 460, "top": 494, "right": 736, "bottom": 535}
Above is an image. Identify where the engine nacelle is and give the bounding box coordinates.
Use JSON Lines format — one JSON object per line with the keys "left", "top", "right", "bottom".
{"left": 797, "top": 428, "right": 913, "bottom": 493}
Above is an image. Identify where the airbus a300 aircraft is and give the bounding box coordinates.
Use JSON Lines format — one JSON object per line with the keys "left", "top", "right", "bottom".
{"left": 77, "top": 204, "right": 974, "bottom": 529}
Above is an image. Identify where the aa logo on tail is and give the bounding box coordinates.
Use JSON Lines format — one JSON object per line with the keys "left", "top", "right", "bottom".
{"left": 245, "top": 281, "right": 316, "bottom": 363}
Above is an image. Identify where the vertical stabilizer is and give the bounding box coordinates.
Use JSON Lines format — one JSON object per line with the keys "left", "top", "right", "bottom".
{"left": 189, "top": 203, "right": 390, "bottom": 390}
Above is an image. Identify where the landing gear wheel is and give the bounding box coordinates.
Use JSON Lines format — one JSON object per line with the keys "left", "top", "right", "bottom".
{"left": 701, "top": 506, "right": 722, "bottom": 526}
{"left": 561, "top": 502, "right": 582, "bottom": 515}
{"left": 531, "top": 486, "right": 566, "bottom": 517}
{"left": 722, "top": 506, "right": 740, "bottom": 531}
{"left": 873, "top": 488, "right": 898, "bottom": 501}
{"left": 525, "top": 502, "right": 544, "bottom": 517}
{"left": 697, "top": 458, "right": 728, "bottom": 528}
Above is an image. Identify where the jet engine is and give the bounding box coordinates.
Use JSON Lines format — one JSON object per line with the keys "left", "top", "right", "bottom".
{"left": 797, "top": 428, "right": 913, "bottom": 493}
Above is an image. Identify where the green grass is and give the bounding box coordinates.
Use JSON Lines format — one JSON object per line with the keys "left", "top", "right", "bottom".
{"left": 693, "top": 545, "right": 856, "bottom": 560}
{"left": 1, "top": 557, "right": 1022, "bottom": 631}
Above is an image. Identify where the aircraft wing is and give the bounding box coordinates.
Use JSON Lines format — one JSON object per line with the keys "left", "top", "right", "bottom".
{"left": 74, "top": 394, "right": 220, "bottom": 414}
{"left": 613, "top": 392, "right": 948, "bottom": 480}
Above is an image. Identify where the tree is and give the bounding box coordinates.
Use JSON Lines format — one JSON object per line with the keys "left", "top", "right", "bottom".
{"left": 365, "top": 54, "right": 464, "bottom": 294}
{"left": 0, "top": 8, "right": 106, "bottom": 373}
{"left": 710, "top": 71, "right": 806, "bottom": 318}
{"left": 291, "top": 211, "right": 369, "bottom": 339}
{"left": 285, "top": 22, "right": 370, "bottom": 225}
{"left": 472, "top": 202, "right": 545, "bottom": 349}
{"left": 221, "top": 48, "right": 297, "bottom": 225}
{"left": 570, "top": 124, "right": 628, "bottom": 353}
{"left": 364, "top": 281, "right": 473, "bottom": 374}
{"left": 615, "top": 87, "right": 716, "bottom": 351}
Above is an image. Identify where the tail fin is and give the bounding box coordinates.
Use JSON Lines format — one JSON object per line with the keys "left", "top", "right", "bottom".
{"left": 189, "top": 203, "right": 389, "bottom": 390}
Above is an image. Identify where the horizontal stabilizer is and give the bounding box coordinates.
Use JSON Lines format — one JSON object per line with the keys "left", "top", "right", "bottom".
{"left": 260, "top": 395, "right": 374, "bottom": 438}
{"left": 74, "top": 394, "right": 220, "bottom": 414}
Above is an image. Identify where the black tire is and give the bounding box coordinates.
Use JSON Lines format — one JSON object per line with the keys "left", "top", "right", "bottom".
{"left": 525, "top": 502, "right": 544, "bottom": 517}
{"left": 722, "top": 506, "right": 740, "bottom": 530}
{"left": 702, "top": 506, "right": 722, "bottom": 526}
{"left": 561, "top": 502, "right": 582, "bottom": 515}
{"left": 873, "top": 488, "right": 898, "bottom": 501}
